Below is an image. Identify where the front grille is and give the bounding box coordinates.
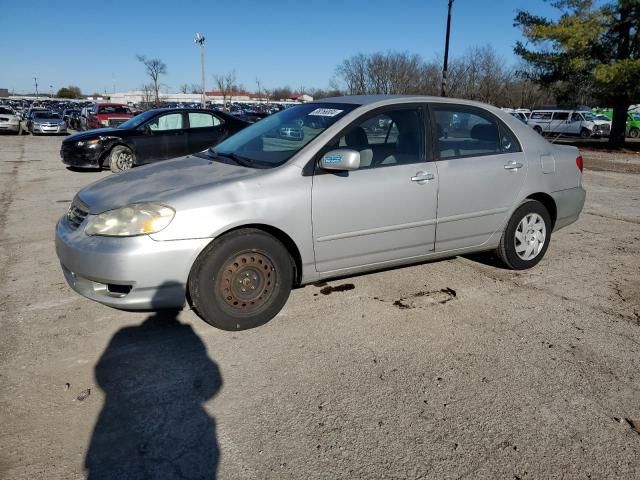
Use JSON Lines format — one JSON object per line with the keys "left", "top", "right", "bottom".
{"left": 66, "top": 198, "right": 89, "bottom": 230}
{"left": 109, "top": 118, "right": 127, "bottom": 127}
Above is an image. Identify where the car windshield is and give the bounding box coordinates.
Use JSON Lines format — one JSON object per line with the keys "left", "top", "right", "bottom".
{"left": 117, "top": 110, "right": 157, "bottom": 129}
{"left": 34, "top": 112, "right": 61, "bottom": 120}
{"left": 97, "top": 105, "right": 131, "bottom": 114}
{"left": 210, "top": 103, "right": 358, "bottom": 168}
{"left": 630, "top": 113, "right": 640, "bottom": 121}
{"left": 583, "top": 113, "right": 596, "bottom": 121}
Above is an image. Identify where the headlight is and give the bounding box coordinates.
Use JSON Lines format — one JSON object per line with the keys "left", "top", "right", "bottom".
{"left": 33, "top": 122, "right": 41, "bottom": 127}
{"left": 85, "top": 203, "right": 175, "bottom": 237}
{"left": 77, "top": 139, "right": 100, "bottom": 147}
{"left": 101, "top": 120, "right": 109, "bottom": 126}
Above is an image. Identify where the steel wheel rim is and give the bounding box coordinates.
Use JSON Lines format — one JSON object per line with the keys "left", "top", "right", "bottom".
{"left": 515, "top": 213, "right": 546, "bottom": 261}
{"left": 218, "top": 251, "right": 276, "bottom": 312}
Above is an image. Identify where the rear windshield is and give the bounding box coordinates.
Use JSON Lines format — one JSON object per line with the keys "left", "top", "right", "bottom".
{"left": 97, "top": 105, "right": 131, "bottom": 115}
{"left": 0, "top": 107, "right": 13, "bottom": 114}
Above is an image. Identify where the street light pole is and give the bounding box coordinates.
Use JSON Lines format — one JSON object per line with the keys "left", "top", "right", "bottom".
{"left": 33, "top": 77, "right": 39, "bottom": 100}
{"left": 441, "top": 0, "right": 454, "bottom": 97}
{"left": 194, "top": 33, "right": 206, "bottom": 108}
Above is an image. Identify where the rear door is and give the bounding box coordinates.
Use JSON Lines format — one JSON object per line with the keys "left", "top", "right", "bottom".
{"left": 431, "top": 104, "right": 527, "bottom": 251}
{"left": 131, "top": 112, "right": 188, "bottom": 163}
{"left": 186, "top": 111, "right": 228, "bottom": 154}
{"left": 312, "top": 105, "right": 438, "bottom": 273}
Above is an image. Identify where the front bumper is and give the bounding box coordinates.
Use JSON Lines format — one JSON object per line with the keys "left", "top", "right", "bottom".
{"left": 0, "top": 123, "right": 20, "bottom": 133}
{"left": 60, "top": 143, "right": 105, "bottom": 167}
{"left": 55, "top": 217, "right": 211, "bottom": 310}
{"left": 33, "top": 125, "right": 67, "bottom": 134}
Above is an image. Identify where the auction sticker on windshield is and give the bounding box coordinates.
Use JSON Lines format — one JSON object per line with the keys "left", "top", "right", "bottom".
{"left": 308, "top": 108, "right": 343, "bottom": 117}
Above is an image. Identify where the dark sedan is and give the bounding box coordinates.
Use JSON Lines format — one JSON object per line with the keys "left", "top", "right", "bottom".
{"left": 60, "top": 108, "right": 250, "bottom": 172}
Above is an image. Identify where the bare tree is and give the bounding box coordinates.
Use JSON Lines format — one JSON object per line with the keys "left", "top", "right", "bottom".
{"left": 213, "top": 70, "right": 237, "bottom": 111}
{"left": 140, "top": 83, "right": 155, "bottom": 105}
{"left": 190, "top": 84, "right": 203, "bottom": 94}
{"left": 333, "top": 47, "right": 554, "bottom": 109}
{"left": 179, "top": 83, "right": 189, "bottom": 94}
{"left": 271, "top": 86, "right": 292, "bottom": 101}
{"left": 136, "top": 54, "right": 167, "bottom": 103}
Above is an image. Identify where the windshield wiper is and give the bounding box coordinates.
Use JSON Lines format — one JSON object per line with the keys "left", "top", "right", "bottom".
{"left": 209, "top": 150, "right": 254, "bottom": 167}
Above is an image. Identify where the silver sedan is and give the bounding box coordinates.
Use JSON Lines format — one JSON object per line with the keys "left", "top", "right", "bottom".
{"left": 56, "top": 95, "right": 586, "bottom": 330}
{"left": 30, "top": 111, "right": 67, "bottom": 135}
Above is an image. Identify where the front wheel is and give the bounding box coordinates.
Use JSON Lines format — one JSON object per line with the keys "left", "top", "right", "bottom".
{"left": 496, "top": 200, "right": 551, "bottom": 270}
{"left": 109, "top": 145, "right": 135, "bottom": 172}
{"left": 580, "top": 128, "right": 591, "bottom": 139}
{"left": 188, "top": 229, "right": 294, "bottom": 330}
{"left": 629, "top": 128, "right": 639, "bottom": 139}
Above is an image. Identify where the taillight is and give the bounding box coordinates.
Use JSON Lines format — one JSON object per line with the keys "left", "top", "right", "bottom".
{"left": 576, "top": 155, "right": 583, "bottom": 172}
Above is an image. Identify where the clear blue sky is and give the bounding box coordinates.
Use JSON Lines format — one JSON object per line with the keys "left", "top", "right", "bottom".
{"left": 0, "top": 0, "right": 559, "bottom": 95}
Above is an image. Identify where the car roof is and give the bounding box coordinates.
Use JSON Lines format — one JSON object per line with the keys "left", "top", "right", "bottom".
{"left": 313, "top": 94, "right": 508, "bottom": 111}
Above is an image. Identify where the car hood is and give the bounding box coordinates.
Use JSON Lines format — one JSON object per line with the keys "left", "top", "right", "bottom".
{"left": 64, "top": 128, "right": 123, "bottom": 143}
{"left": 78, "top": 155, "right": 256, "bottom": 214}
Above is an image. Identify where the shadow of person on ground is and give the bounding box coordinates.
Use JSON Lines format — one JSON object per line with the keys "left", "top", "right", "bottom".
{"left": 85, "top": 293, "right": 222, "bottom": 479}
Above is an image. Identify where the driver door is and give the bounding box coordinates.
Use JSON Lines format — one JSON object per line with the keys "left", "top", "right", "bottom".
{"left": 131, "top": 112, "right": 188, "bottom": 163}
{"left": 312, "top": 106, "right": 438, "bottom": 273}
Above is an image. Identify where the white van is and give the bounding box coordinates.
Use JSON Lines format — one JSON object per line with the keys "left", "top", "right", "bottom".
{"left": 528, "top": 109, "right": 611, "bottom": 138}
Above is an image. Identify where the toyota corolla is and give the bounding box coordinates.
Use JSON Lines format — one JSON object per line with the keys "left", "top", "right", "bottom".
{"left": 56, "top": 95, "right": 585, "bottom": 330}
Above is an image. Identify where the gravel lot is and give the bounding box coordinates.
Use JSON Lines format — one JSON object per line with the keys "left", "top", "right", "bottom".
{"left": 1, "top": 134, "right": 639, "bottom": 479}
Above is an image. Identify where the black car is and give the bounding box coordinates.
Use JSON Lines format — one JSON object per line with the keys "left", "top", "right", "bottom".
{"left": 60, "top": 108, "right": 250, "bottom": 172}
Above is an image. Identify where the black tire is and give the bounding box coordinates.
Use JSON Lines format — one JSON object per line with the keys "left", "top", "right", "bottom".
{"left": 580, "top": 128, "right": 591, "bottom": 139}
{"left": 629, "top": 128, "right": 639, "bottom": 139}
{"left": 496, "top": 199, "right": 551, "bottom": 270}
{"left": 188, "top": 229, "right": 294, "bottom": 331}
{"left": 533, "top": 126, "right": 542, "bottom": 135}
{"left": 109, "top": 145, "right": 135, "bottom": 173}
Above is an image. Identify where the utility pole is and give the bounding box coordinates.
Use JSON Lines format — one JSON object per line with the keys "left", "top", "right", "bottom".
{"left": 33, "top": 77, "right": 39, "bottom": 99}
{"left": 194, "top": 33, "right": 206, "bottom": 108}
{"left": 441, "top": 0, "right": 454, "bottom": 97}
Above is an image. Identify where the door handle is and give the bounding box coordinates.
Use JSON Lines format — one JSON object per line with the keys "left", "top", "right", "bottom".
{"left": 504, "top": 161, "right": 523, "bottom": 171}
{"left": 411, "top": 171, "right": 435, "bottom": 182}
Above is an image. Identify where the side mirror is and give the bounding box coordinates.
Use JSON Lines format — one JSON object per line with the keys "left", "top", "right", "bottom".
{"left": 319, "top": 149, "right": 360, "bottom": 171}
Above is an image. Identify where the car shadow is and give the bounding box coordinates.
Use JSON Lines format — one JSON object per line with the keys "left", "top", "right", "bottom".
{"left": 85, "top": 291, "right": 222, "bottom": 479}
{"left": 461, "top": 251, "right": 507, "bottom": 269}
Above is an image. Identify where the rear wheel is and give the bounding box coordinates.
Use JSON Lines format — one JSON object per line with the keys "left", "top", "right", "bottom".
{"left": 188, "top": 229, "right": 294, "bottom": 331}
{"left": 496, "top": 200, "right": 551, "bottom": 270}
{"left": 629, "top": 128, "right": 639, "bottom": 139}
{"left": 109, "top": 146, "right": 135, "bottom": 173}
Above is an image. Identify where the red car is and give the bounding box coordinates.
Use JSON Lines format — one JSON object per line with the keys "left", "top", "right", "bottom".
{"left": 81, "top": 103, "right": 134, "bottom": 130}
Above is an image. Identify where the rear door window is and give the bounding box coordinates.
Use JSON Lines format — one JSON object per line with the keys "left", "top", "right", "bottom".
{"left": 188, "top": 112, "right": 222, "bottom": 128}
{"left": 433, "top": 106, "right": 502, "bottom": 160}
